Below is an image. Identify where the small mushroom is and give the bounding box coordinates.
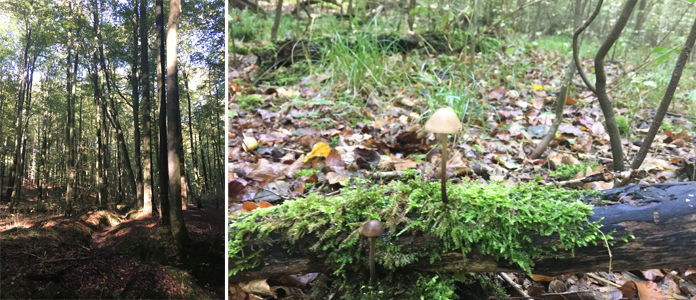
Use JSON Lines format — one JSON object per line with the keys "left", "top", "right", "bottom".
{"left": 424, "top": 108, "right": 462, "bottom": 204}
{"left": 362, "top": 219, "right": 384, "bottom": 286}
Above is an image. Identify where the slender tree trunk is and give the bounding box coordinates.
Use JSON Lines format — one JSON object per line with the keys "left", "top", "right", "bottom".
{"left": 95, "top": 4, "right": 137, "bottom": 203}
{"left": 157, "top": 0, "right": 169, "bottom": 225}
{"left": 199, "top": 130, "right": 209, "bottom": 192}
{"left": 166, "top": 0, "right": 189, "bottom": 247}
{"left": 182, "top": 69, "right": 201, "bottom": 207}
{"left": 271, "top": 0, "right": 283, "bottom": 41}
{"left": 131, "top": 2, "right": 144, "bottom": 209}
{"left": 8, "top": 15, "right": 33, "bottom": 210}
{"left": 91, "top": 46, "right": 106, "bottom": 207}
{"left": 630, "top": 16, "right": 696, "bottom": 170}
{"left": 140, "top": 0, "right": 153, "bottom": 215}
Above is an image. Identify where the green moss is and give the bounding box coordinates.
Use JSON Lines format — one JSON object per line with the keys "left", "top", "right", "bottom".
{"left": 295, "top": 169, "right": 321, "bottom": 178}
{"left": 237, "top": 95, "right": 264, "bottom": 111}
{"left": 230, "top": 178, "right": 611, "bottom": 279}
{"left": 549, "top": 162, "right": 599, "bottom": 180}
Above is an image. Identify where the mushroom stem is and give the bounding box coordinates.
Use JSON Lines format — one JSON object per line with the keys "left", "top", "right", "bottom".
{"left": 369, "top": 236, "right": 377, "bottom": 286}
{"left": 440, "top": 133, "right": 449, "bottom": 204}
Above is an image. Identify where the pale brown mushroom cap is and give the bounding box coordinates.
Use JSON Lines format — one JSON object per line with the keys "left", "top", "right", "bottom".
{"left": 425, "top": 108, "right": 462, "bottom": 134}
{"left": 362, "top": 220, "right": 384, "bottom": 237}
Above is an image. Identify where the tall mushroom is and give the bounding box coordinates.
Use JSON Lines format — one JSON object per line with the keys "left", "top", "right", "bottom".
{"left": 362, "top": 219, "right": 384, "bottom": 286}
{"left": 424, "top": 108, "right": 462, "bottom": 204}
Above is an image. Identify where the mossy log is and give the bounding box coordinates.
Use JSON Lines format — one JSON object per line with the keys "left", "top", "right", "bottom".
{"left": 229, "top": 182, "right": 696, "bottom": 283}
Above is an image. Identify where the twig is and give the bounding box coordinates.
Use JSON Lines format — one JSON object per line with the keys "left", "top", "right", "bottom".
{"left": 499, "top": 273, "right": 531, "bottom": 299}
{"left": 587, "top": 272, "right": 621, "bottom": 288}
{"left": 572, "top": 0, "right": 603, "bottom": 94}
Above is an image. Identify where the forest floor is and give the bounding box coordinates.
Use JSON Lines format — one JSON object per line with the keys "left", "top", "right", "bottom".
{"left": 227, "top": 7, "right": 696, "bottom": 299}
{"left": 0, "top": 185, "right": 225, "bottom": 299}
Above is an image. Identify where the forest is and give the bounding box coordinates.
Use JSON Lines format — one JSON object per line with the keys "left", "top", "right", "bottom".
{"left": 228, "top": 0, "right": 696, "bottom": 299}
{"left": 0, "top": 0, "right": 225, "bottom": 298}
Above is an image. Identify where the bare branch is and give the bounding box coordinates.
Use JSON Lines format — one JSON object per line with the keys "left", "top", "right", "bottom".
{"left": 631, "top": 16, "right": 696, "bottom": 170}
{"left": 572, "top": 0, "right": 603, "bottom": 94}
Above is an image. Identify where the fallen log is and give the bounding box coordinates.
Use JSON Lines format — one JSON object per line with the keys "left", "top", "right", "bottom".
{"left": 229, "top": 182, "right": 696, "bottom": 283}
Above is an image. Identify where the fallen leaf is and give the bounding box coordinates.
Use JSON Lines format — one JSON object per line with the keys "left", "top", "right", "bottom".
{"left": 326, "top": 172, "right": 350, "bottom": 186}
{"left": 635, "top": 280, "right": 666, "bottom": 300}
{"left": 242, "top": 201, "right": 259, "bottom": 211}
{"left": 238, "top": 279, "right": 274, "bottom": 296}
{"left": 304, "top": 142, "right": 331, "bottom": 162}
{"left": 326, "top": 150, "right": 346, "bottom": 167}
{"left": 394, "top": 161, "right": 419, "bottom": 171}
{"left": 641, "top": 269, "right": 664, "bottom": 281}
{"left": 354, "top": 148, "right": 381, "bottom": 169}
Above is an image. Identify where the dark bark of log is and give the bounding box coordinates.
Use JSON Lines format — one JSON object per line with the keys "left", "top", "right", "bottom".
{"left": 230, "top": 182, "right": 696, "bottom": 282}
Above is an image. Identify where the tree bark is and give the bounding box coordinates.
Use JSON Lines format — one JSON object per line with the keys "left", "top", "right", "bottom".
{"left": 131, "top": 1, "right": 144, "bottom": 210}
{"left": 166, "top": 0, "right": 189, "bottom": 247}
{"left": 230, "top": 182, "right": 696, "bottom": 282}
{"left": 182, "top": 68, "right": 202, "bottom": 208}
{"left": 156, "top": 0, "right": 169, "bottom": 225}
{"left": 271, "top": 0, "right": 284, "bottom": 41}
{"left": 140, "top": 0, "right": 153, "bottom": 215}
{"left": 630, "top": 16, "right": 696, "bottom": 170}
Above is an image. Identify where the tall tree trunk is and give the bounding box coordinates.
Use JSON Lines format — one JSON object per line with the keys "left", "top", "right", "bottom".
{"left": 140, "top": 0, "right": 153, "bottom": 215}
{"left": 199, "top": 130, "right": 209, "bottom": 193}
{"left": 212, "top": 92, "right": 224, "bottom": 194}
{"left": 90, "top": 36, "right": 106, "bottom": 207}
{"left": 166, "top": 0, "right": 189, "bottom": 247}
{"left": 132, "top": 2, "right": 144, "bottom": 209}
{"left": 271, "top": 0, "right": 283, "bottom": 41}
{"left": 182, "top": 69, "right": 201, "bottom": 207}
{"left": 157, "top": 0, "right": 169, "bottom": 225}
{"left": 8, "top": 13, "right": 33, "bottom": 210}
{"left": 95, "top": 4, "right": 137, "bottom": 203}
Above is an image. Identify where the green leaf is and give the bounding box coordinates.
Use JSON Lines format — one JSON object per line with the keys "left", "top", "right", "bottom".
{"left": 651, "top": 46, "right": 667, "bottom": 54}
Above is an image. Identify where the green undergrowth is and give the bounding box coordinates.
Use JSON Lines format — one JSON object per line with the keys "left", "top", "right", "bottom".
{"left": 230, "top": 174, "right": 613, "bottom": 281}
{"left": 549, "top": 162, "right": 600, "bottom": 180}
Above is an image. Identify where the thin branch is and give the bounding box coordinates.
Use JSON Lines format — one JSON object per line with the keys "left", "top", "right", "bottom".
{"left": 572, "top": 0, "right": 603, "bottom": 94}
{"left": 475, "top": 0, "right": 541, "bottom": 39}
{"left": 529, "top": 64, "right": 574, "bottom": 159}
{"left": 631, "top": 16, "right": 696, "bottom": 170}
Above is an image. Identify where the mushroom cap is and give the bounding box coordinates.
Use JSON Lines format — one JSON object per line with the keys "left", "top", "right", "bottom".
{"left": 362, "top": 220, "right": 384, "bottom": 237}
{"left": 425, "top": 108, "right": 462, "bottom": 134}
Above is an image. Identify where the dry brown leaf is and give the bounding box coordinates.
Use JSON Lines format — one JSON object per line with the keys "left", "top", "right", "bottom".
{"left": 635, "top": 280, "right": 666, "bottom": 300}
{"left": 528, "top": 273, "right": 554, "bottom": 282}
{"left": 286, "top": 155, "right": 306, "bottom": 178}
{"left": 247, "top": 159, "right": 277, "bottom": 183}
{"left": 641, "top": 269, "right": 664, "bottom": 281}
{"left": 258, "top": 201, "right": 273, "bottom": 208}
{"left": 229, "top": 284, "right": 248, "bottom": 300}
{"left": 325, "top": 150, "right": 346, "bottom": 167}
{"left": 238, "top": 279, "right": 274, "bottom": 297}
{"left": 242, "top": 202, "right": 259, "bottom": 211}
{"left": 619, "top": 280, "right": 639, "bottom": 300}
{"left": 394, "top": 161, "right": 419, "bottom": 171}
{"left": 326, "top": 172, "right": 350, "bottom": 186}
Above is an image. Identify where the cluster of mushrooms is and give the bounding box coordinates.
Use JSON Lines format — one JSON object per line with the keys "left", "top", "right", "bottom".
{"left": 361, "top": 107, "right": 461, "bottom": 285}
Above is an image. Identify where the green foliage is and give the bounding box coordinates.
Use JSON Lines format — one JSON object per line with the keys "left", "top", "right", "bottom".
{"left": 295, "top": 169, "right": 321, "bottom": 178}
{"left": 660, "top": 122, "right": 676, "bottom": 131}
{"left": 616, "top": 115, "right": 630, "bottom": 136}
{"left": 549, "top": 162, "right": 599, "bottom": 180}
{"left": 229, "top": 177, "right": 611, "bottom": 279}
{"left": 236, "top": 95, "right": 264, "bottom": 111}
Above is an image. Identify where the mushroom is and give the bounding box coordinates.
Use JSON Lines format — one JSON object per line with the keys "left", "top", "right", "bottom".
{"left": 424, "top": 108, "right": 462, "bottom": 204}
{"left": 362, "top": 219, "right": 384, "bottom": 286}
